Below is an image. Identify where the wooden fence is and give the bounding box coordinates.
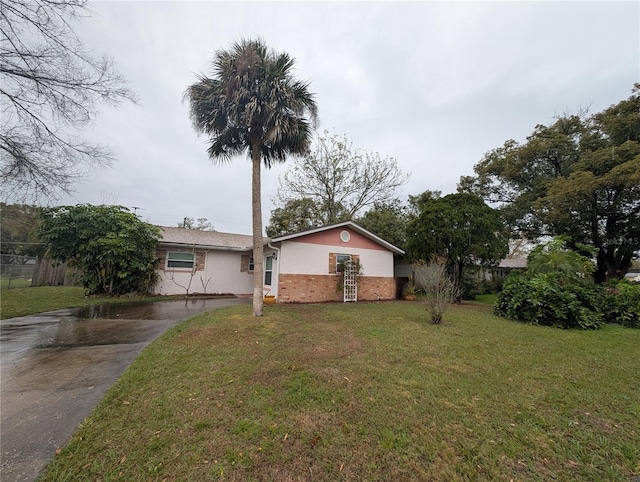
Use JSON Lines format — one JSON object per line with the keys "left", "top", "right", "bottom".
{"left": 30, "top": 258, "right": 81, "bottom": 287}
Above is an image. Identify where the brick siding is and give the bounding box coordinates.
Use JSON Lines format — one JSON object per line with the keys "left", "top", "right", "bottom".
{"left": 277, "top": 274, "right": 396, "bottom": 303}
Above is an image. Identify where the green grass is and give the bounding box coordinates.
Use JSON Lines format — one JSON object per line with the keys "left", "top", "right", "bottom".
{"left": 0, "top": 277, "right": 31, "bottom": 290}
{"left": 474, "top": 293, "right": 498, "bottom": 305}
{"left": 0, "top": 286, "right": 160, "bottom": 319}
{"left": 40, "top": 302, "right": 640, "bottom": 481}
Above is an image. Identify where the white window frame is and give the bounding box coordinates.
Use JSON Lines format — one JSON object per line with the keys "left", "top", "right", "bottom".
{"left": 166, "top": 251, "right": 195, "bottom": 270}
{"left": 264, "top": 255, "right": 273, "bottom": 286}
{"left": 336, "top": 254, "right": 352, "bottom": 273}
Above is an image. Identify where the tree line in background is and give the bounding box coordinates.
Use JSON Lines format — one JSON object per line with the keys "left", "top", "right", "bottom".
{"left": 0, "top": 203, "right": 44, "bottom": 257}
{"left": 266, "top": 85, "right": 638, "bottom": 284}
{"left": 459, "top": 84, "right": 640, "bottom": 283}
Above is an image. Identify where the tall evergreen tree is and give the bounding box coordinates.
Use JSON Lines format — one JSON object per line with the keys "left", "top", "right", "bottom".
{"left": 406, "top": 193, "right": 508, "bottom": 295}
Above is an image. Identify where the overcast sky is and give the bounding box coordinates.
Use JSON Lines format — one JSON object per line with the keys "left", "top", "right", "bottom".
{"left": 57, "top": 1, "right": 639, "bottom": 234}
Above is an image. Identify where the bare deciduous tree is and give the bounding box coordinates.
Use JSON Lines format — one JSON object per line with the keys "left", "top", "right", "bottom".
{"left": 414, "top": 261, "right": 460, "bottom": 324}
{"left": 164, "top": 265, "right": 197, "bottom": 298}
{"left": 273, "top": 131, "right": 410, "bottom": 224}
{"left": 179, "top": 217, "right": 215, "bottom": 231}
{"left": 0, "top": 0, "right": 136, "bottom": 201}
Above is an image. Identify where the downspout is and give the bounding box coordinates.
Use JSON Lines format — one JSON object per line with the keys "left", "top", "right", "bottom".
{"left": 268, "top": 242, "right": 281, "bottom": 299}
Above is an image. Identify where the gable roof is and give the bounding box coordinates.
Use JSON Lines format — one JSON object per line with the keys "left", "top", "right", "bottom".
{"left": 158, "top": 227, "right": 255, "bottom": 251}
{"left": 270, "top": 221, "right": 405, "bottom": 255}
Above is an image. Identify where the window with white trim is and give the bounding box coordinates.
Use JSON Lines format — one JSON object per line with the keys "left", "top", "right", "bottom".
{"left": 336, "top": 254, "right": 351, "bottom": 273}
{"left": 264, "top": 256, "right": 273, "bottom": 286}
{"left": 249, "top": 256, "right": 255, "bottom": 272}
{"left": 166, "top": 252, "right": 195, "bottom": 269}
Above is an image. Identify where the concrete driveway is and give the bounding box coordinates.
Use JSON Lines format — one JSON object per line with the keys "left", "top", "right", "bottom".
{"left": 1, "top": 297, "right": 250, "bottom": 482}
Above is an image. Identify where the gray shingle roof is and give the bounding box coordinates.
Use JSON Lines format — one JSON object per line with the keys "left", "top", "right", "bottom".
{"left": 497, "top": 258, "right": 528, "bottom": 269}
{"left": 158, "top": 227, "right": 259, "bottom": 250}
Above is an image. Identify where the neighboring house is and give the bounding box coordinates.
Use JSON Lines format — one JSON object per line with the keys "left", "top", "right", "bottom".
{"left": 490, "top": 258, "right": 528, "bottom": 280}
{"left": 401, "top": 258, "right": 527, "bottom": 279}
{"left": 624, "top": 258, "right": 640, "bottom": 282}
{"left": 153, "top": 222, "right": 404, "bottom": 303}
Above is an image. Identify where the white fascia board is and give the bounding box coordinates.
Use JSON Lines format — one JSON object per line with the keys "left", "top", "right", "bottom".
{"left": 158, "top": 242, "right": 252, "bottom": 252}
{"left": 271, "top": 221, "right": 405, "bottom": 255}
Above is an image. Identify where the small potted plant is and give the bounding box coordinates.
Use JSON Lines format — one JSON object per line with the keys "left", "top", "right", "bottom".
{"left": 403, "top": 282, "right": 417, "bottom": 301}
{"left": 264, "top": 293, "right": 277, "bottom": 306}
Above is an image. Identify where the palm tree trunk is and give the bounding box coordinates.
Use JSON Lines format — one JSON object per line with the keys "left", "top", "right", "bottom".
{"left": 251, "top": 143, "right": 264, "bottom": 317}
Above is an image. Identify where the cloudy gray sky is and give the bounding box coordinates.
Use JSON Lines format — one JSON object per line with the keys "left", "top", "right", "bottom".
{"left": 58, "top": 1, "right": 638, "bottom": 234}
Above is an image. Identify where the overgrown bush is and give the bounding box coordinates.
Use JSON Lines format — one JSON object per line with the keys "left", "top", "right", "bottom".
{"left": 495, "top": 272, "right": 603, "bottom": 329}
{"left": 39, "top": 205, "right": 161, "bottom": 295}
{"left": 481, "top": 276, "right": 504, "bottom": 295}
{"left": 602, "top": 281, "right": 640, "bottom": 328}
{"left": 495, "top": 237, "right": 640, "bottom": 330}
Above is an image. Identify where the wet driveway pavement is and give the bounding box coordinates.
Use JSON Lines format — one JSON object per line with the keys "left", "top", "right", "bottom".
{"left": 1, "top": 297, "right": 250, "bottom": 482}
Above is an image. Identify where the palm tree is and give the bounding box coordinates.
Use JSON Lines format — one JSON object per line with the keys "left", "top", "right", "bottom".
{"left": 184, "top": 38, "right": 318, "bottom": 316}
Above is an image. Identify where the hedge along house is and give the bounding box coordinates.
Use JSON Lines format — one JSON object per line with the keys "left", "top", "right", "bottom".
{"left": 153, "top": 222, "right": 404, "bottom": 302}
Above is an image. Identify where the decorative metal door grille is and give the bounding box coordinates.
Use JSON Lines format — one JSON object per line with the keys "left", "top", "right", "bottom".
{"left": 343, "top": 258, "right": 357, "bottom": 302}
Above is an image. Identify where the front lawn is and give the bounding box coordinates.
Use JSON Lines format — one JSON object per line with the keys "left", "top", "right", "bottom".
{"left": 40, "top": 302, "right": 640, "bottom": 481}
{"left": 0, "top": 286, "right": 160, "bottom": 319}
{"left": 474, "top": 293, "right": 498, "bottom": 305}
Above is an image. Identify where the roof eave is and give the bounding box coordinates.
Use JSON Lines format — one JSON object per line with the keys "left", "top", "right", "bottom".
{"left": 157, "top": 242, "right": 253, "bottom": 252}
{"left": 271, "top": 221, "right": 405, "bottom": 255}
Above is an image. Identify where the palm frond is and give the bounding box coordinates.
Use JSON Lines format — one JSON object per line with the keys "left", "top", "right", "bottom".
{"left": 184, "top": 38, "right": 318, "bottom": 167}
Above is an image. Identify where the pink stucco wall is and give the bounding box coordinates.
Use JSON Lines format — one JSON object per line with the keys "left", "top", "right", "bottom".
{"left": 289, "top": 228, "right": 386, "bottom": 251}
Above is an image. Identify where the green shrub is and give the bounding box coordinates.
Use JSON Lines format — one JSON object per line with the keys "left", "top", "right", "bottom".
{"left": 602, "top": 281, "right": 640, "bottom": 328}
{"left": 460, "top": 268, "right": 481, "bottom": 300}
{"left": 495, "top": 272, "right": 603, "bottom": 329}
{"left": 459, "top": 267, "right": 503, "bottom": 299}
{"left": 39, "top": 205, "right": 160, "bottom": 295}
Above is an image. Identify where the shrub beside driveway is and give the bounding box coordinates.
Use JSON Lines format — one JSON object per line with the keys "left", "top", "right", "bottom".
{"left": 40, "top": 302, "right": 640, "bottom": 482}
